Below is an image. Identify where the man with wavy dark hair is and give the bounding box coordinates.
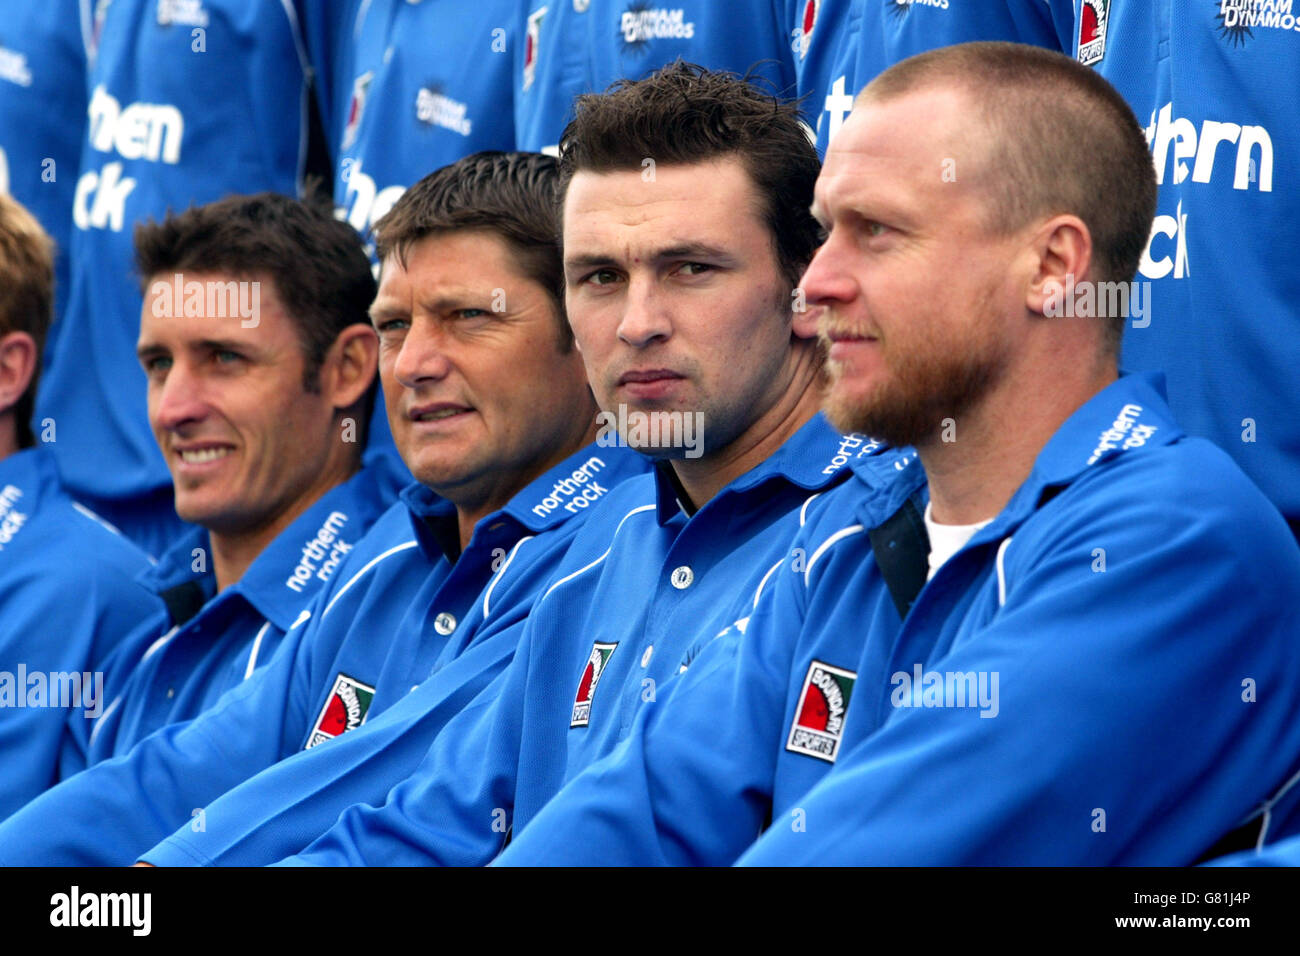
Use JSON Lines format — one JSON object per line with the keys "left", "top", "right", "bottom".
{"left": 275, "top": 62, "right": 900, "bottom": 867}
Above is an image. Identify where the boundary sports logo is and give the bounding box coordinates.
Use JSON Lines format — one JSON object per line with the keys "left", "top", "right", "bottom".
{"left": 306, "top": 673, "right": 376, "bottom": 748}
{"left": 786, "top": 660, "right": 856, "bottom": 762}
{"left": 571, "top": 642, "right": 618, "bottom": 727}
{"left": 1078, "top": 0, "right": 1111, "bottom": 65}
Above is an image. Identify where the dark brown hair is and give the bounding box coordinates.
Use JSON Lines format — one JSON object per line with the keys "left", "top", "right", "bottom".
{"left": 557, "top": 60, "right": 823, "bottom": 291}
{"left": 863, "top": 42, "right": 1157, "bottom": 351}
{"left": 134, "top": 189, "right": 377, "bottom": 389}
{"left": 373, "top": 151, "right": 570, "bottom": 348}
{"left": 0, "top": 194, "right": 54, "bottom": 448}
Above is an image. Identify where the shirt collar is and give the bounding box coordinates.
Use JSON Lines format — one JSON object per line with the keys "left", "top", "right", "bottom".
{"left": 398, "top": 443, "right": 651, "bottom": 563}
{"left": 141, "top": 464, "right": 396, "bottom": 632}
{"left": 854, "top": 371, "right": 1184, "bottom": 543}
{"left": 649, "top": 413, "right": 886, "bottom": 525}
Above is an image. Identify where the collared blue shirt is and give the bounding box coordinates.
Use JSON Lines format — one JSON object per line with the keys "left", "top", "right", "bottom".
{"left": 515, "top": 0, "right": 797, "bottom": 153}
{"left": 64, "top": 457, "right": 407, "bottom": 777}
{"left": 497, "top": 373, "right": 1300, "bottom": 865}
{"left": 0, "top": 448, "right": 160, "bottom": 819}
{"left": 0, "top": 442, "right": 644, "bottom": 865}
{"left": 331, "top": 0, "right": 522, "bottom": 258}
{"left": 1079, "top": 1, "right": 1300, "bottom": 522}
{"left": 285, "top": 413, "right": 873, "bottom": 865}
{"left": 740, "top": 373, "right": 1300, "bottom": 865}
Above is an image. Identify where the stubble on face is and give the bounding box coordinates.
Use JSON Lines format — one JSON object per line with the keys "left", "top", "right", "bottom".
{"left": 821, "top": 281, "right": 1008, "bottom": 448}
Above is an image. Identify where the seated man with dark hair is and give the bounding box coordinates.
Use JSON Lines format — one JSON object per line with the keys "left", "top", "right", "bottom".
{"left": 0, "top": 195, "right": 159, "bottom": 819}
{"left": 276, "top": 61, "right": 895, "bottom": 868}
{"left": 62, "top": 191, "right": 406, "bottom": 775}
{"left": 0, "top": 152, "right": 644, "bottom": 866}
{"left": 497, "top": 41, "right": 1300, "bottom": 867}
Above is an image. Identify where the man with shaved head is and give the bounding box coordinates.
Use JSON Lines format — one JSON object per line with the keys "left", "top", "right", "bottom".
{"left": 495, "top": 41, "right": 1300, "bottom": 867}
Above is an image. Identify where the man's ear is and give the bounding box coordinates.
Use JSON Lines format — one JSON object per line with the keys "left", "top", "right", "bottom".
{"left": 1023, "top": 214, "right": 1093, "bottom": 317}
{"left": 0, "top": 331, "right": 38, "bottom": 416}
{"left": 320, "top": 323, "right": 380, "bottom": 412}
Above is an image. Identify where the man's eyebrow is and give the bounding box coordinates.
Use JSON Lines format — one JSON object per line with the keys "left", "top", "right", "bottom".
{"left": 136, "top": 341, "right": 166, "bottom": 360}
{"left": 563, "top": 253, "right": 619, "bottom": 272}
{"left": 369, "top": 300, "right": 405, "bottom": 322}
{"left": 565, "top": 242, "right": 735, "bottom": 270}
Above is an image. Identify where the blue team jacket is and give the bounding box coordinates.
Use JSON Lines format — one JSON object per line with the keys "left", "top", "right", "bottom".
{"left": 497, "top": 373, "right": 1300, "bottom": 865}
{"left": 61, "top": 458, "right": 406, "bottom": 777}
{"left": 0, "top": 443, "right": 643, "bottom": 865}
{"left": 0, "top": 448, "right": 161, "bottom": 819}
{"left": 1078, "top": 2, "right": 1300, "bottom": 523}
{"left": 284, "top": 413, "right": 879, "bottom": 865}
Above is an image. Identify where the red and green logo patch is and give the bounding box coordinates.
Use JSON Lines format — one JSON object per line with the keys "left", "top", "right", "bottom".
{"left": 570, "top": 642, "right": 618, "bottom": 728}
{"left": 306, "top": 673, "right": 376, "bottom": 749}
{"left": 786, "top": 660, "right": 857, "bottom": 762}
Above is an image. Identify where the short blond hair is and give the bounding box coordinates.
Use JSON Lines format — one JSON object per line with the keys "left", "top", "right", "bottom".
{"left": 0, "top": 194, "right": 54, "bottom": 446}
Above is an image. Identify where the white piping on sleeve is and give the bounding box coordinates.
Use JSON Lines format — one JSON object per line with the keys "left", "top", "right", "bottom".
{"left": 483, "top": 536, "right": 535, "bottom": 617}
{"left": 541, "top": 505, "right": 655, "bottom": 602}
{"left": 804, "top": 525, "right": 865, "bottom": 589}
{"left": 243, "top": 621, "right": 272, "bottom": 679}
{"left": 995, "top": 537, "right": 1013, "bottom": 607}
{"left": 323, "top": 541, "right": 419, "bottom": 618}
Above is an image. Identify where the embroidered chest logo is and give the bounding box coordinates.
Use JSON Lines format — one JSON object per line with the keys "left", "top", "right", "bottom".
{"left": 571, "top": 642, "right": 618, "bottom": 727}
{"left": 786, "top": 660, "right": 857, "bottom": 762}
{"left": 306, "top": 673, "right": 376, "bottom": 749}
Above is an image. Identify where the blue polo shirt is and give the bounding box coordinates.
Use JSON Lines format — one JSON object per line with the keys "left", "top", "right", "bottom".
{"left": 1077, "top": 1, "right": 1300, "bottom": 524}
{"left": 0, "top": 442, "right": 643, "bottom": 865}
{"left": 63, "top": 457, "right": 407, "bottom": 777}
{"left": 495, "top": 373, "right": 1300, "bottom": 866}
{"left": 0, "top": 447, "right": 160, "bottom": 820}
{"left": 284, "top": 413, "right": 876, "bottom": 865}
{"left": 750, "top": 374, "right": 1300, "bottom": 866}
{"left": 515, "top": 0, "right": 797, "bottom": 153}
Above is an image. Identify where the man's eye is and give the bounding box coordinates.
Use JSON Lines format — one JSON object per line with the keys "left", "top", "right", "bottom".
{"left": 454, "top": 308, "right": 488, "bottom": 319}
{"left": 865, "top": 221, "right": 888, "bottom": 239}
{"left": 677, "top": 262, "right": 712, "bottom": 276}
{"left": 584, "top": 269, "right": 620, "bottom": 286}
{"left": 214, "top": 349, "right": 243, "bottom": 364}
{"left": 143, "top": 356, "right": 172, "bottom": 374}
{"left": 376, "top": 318, "right": 410, "bottom": 334}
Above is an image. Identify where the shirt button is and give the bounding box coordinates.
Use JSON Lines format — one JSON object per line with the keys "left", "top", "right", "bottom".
{"left": 640, "top": 645, "right": 653, "bottom": 668}
{"left": 573, "top": 0, "right": 590, "bottom": 11}
{"left": 166, "top": 688, "right": 175, "bottom": 699}
{"left": 433, "top": 612, "right": 457, "bottom": 636}
{"left": 670, "top": 566, "right": 694, "bottom": 590}
{"left": 410, "top": 685, "right": 419, "bottom": 694}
